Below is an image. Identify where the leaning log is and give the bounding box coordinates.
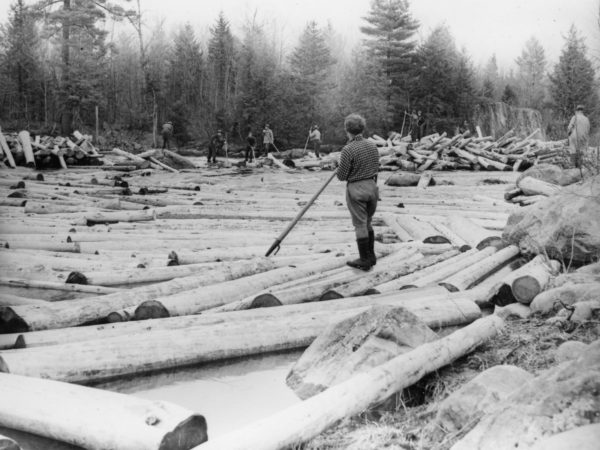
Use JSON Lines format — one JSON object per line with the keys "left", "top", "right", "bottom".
{"left": 0, "top": 373, "right": 207, "bottom": 450}
{"left": 17, "top": 131, "right": 35, "bottom": 168}
{"left": 0, "top": 293, "right": 481, "bottom": 382}
{"left": 163, "top": 150, "right": 198, "bottom": 169}
{"left": 0, "top": 127, "right": 16, "bottom": 168}
{"left": 193, "top": 315, "right": 505, "bottom": 450}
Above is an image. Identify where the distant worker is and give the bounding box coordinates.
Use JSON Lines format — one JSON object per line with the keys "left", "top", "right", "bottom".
{"left": 458, "top": 120, "right": 471, "bottom": 136}
{"left": 208, "top": 129, "right": 225, "bottom": 164}
{"left": 567, "top": 104, "right": 590, "bottom": 169}
{"left": 337, "top": 113, "right": 380, "bottom": 271}
{"left": 161, "top": 121, "right": 173, "bottom": 149}
{"left": 245, "top": 131, "right": 257, "bottom": 163}
{"left": 410, "top": 110, "right": 418, "bottom": 142}
{"left": 262, "top": 124, "right": 274, "bottom": 156}
{"left": 416, "top": 111, "right": 426, "bottom": 141}
{"left": 309, "top": 125, "right": 322, "bottom": 158}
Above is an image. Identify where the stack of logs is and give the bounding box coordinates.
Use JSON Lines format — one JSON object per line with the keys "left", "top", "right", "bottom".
{"left": 372, "top": 128, "right": 567, "bottom": 172}
{"left": 0, "top": 128, "right": 103, "bottom": 170}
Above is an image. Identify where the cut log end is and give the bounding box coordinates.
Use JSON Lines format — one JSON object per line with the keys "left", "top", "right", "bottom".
{"left": 36, "top": 173, "right": 44, "bottom": 181}
{"left": 167, "top": 259, "right": 179, "bottom": 266}
{"left": 319, "top": 290, "right": 344, "bottom": 301}
{"left": 476, "top": 236, "right": 503, "bottom": 250}
{"left": 0, "top": 356, "right": 8, "bottom": 373}
{"left": 0, "top": 307, "right": 29, "bottom": 333}
{"left": 135, "top": 301, "right": 170, "bottom": 320}
{"left": 106, "top": 311, "right": 129, "bottom": 323}
{"left": 512, "top": 276, "right": 543, "bottom": 305}
{"left": 362, "top": 288, "right": 381, "bottom": 296}
{"left": 423, "top": 236, "right": 451, "bottom": 245}
{"left": 66, "top": 271, "right": 88, "bottom": 285}
{"left": 13, "top": 335, "right": 26, "bottom": 349}
{"left": 398, "top": 285, "right": 417, "bottom": 290}
{"left": 439, "top": 282, "right": 459, "bottom": 293}
{"left": 250, "top": 294, "right": 283, "bottom": 308}
{"left": 459, "top": 245, "right": 472, "bottom": 253}
{"left": 158, "top": 414, "right": 208, "bottom": 450}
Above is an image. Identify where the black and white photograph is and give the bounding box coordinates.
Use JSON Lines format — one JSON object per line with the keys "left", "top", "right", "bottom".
{"left": 0, "top": 0, "right": 599, "bottom": 449}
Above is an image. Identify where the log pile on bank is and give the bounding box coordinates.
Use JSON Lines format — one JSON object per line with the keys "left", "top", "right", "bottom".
{"left": 0, "top": 160, "right": 596, "bottom": 449}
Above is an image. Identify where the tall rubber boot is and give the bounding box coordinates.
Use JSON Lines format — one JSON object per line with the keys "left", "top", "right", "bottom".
{"left": 346, "top": 238, "right": 372, "bottom": 271}
{"left": 368, "top": 230, "right": 376, "bottom": 266}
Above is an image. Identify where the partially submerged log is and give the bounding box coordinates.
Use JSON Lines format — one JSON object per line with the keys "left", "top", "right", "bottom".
{"left": 0, "top": 373, "right": 207, "bottom": 450}
{"left": 194, "top": 315, "right": 505, "bottom": 450}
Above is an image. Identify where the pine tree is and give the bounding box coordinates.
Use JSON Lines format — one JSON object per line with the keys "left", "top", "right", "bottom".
{"left": 207, "top": 12, "right": 236, "bottom": 129}
{"left": 501, "top": 84, "right": 518, "bottom": 106}
{"left": 289, "top": 21, "right": 335, "bottom": 136}
{"left": 516, "top": 37, "right": 546, "bottom": 110}
{"left": 0, "top": 0, "right": 43, "bottom": 122}
{"left": 452, "top": 49, "right": 477, "bottom": 121}
{"left": 361, "top": 0, "right": 418, "bottom": 125}
{"left": 34, "top": 0, "right": 135, "bottom": 133}
{"left": 481, "top": 55, "right": 500, "bottom": 100}
{"left": 549, "top": 26, "right": 599, "bottom": 121}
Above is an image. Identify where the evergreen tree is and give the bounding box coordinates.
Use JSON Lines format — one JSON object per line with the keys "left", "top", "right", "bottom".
{"left": 501, "top": 84, "right": 518, "bottom": 106}
{"left": 452, "top": 49, "right": 477, "bottom": 121}
{"left": 516, "top": 37, "right": 546, "bottom": 110}
{"left": 361, "top": 0, "right": 418, "bottom": 126}
{"left": 34, "top": 0, "right": 135, "bottom": 133}
{"left": 0, "top": 0, "right": 43, "bottom": 122}
{"left": 549, "top": 26, "right": 599, "bottom": 121}
{"left": 289, "top": 21, "right": 335, "bottom": 137}
{"left": 207, "top": 12, "right": 236, "bottom": 129}
{"left": 482, "top": 54, "right": 500, "bottom": 100}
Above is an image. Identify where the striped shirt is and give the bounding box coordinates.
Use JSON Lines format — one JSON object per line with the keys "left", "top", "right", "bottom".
{"left": 337, "top": 135, "right": 379, "bottom": 183}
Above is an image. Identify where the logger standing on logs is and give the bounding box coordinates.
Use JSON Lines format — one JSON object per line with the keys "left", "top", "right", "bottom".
{"left": 161, "top": 121, "right": 173, "bottom": 149}
{"left": 208, "top": 129, "right": 225, "bottom": 164}
{"left": 567, "top": 104, "right": 590, "bottom": 169}
{"left": 337, "top": 113, "right": 380, "bottom": 271}
{"left": 262, "top": 124, "right": 274, "bottom": 156}
{"left": 245, "top": 130, "right": 257, "bottom": 163}
{"left": 309, "top": 125, "right": 322, "bottom": 159}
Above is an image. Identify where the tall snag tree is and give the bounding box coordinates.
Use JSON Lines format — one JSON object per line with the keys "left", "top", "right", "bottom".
{"left": 34, "top": 0, "right": 134, "bottom": 134}
{"left": 516, "top": 37, "right": 547, "bottom": 110}
{"left": 361, "top": 0, "right": 418, "bottom": 129}
{"left": 549, "top": 25, "right": 599, "bottom": 124}
{"left": 288, "top": 21, "right": 335, "bottom": 140}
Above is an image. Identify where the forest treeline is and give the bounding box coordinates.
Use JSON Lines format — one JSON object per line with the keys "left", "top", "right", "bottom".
{"left": 0, "top": 0, "right": 598, "bottom": 147}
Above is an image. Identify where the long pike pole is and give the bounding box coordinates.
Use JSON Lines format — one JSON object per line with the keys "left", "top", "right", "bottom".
{"left": 265, "top": 168, "right": 338, "bottom": 256}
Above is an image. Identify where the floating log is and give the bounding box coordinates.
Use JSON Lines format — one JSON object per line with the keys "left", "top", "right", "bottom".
{"left": 0, "top": 294, "right": 47, "bottom": 307}
{"left": 194, "top": 315, "right": 505, "bottom": 450}
{"left": 17, "top": 131, "right": 35, "bottom": 168}
{"left": 85, "top": 209, "right": 156, "bottom": 226}
{"left": 0, "top": 277, "right": 120, "bottom": 294}
{"left": 390, "top": 215, "right": 449, "bottom": 244}
{"left": 0, "top": 292, "right": 481, "bottom": 382}
{"left": 446, "top": 214, "right": 501, "bottom": 249}
{"left": 439, "top": 245, "right": 520, "bottom": 292}
{"left": 0, "top": 373, "right": 207, "bottom": 450}
{"left": 374, "top": 247, "right": 496, "bottom": 292}
{"left": 0, "top": 287, "right": 452, "bottom": 350}
{"left": 0, "top": 257, "right": 287, "bottom": 332}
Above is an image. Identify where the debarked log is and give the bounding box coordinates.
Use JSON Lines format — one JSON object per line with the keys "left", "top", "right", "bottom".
{"left": 17, "top": 131, "right": 35, "bottom": 168}
{"left": 0, "top": 373, "right": 207, "bottom": 450}
{"left": 85, "top": 209, "right": 156, "bottom": 225}
{"left": 517, "top": 176, "right": 561, "bottom": 197}
{"left": 193, "top": 315, "right": 505, "bottom": 450}
{"left": 0, "top": 278, "right": 120, "bottom": 295}
{"left": 446, "top": 214, "right": 502, "bottom": 250}
{"left": 0, "top": 257, "right": 289, "bottom": 332}
{"left": 439, "top": 245, "right": 520, "bottom": 292}
{"left": 0, "top": 292, "right": 481, "bottom": 382}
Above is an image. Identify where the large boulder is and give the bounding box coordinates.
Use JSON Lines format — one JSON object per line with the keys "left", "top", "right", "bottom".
{"left": 451, "top": 339, "right": 600, "bottom": 450}
{"left": 516, "top": 163, "right": 585, "bottom": 186}
{"left": 286, "top": 305, "right": 438, "bottom": 400}
{"left": 552, "top": 261, "right": 600, "bottom": 288}
{"left": 530, "top": 282, "right": 600, "bottom": 314}
{"left": 503, "top": 174, "right": 600, "bottom": 265}
{"left": 430, "top": 365, "right": 533, "bottom": 438}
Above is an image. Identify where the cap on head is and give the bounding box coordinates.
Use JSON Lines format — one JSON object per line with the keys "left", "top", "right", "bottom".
{"left": 576, "top": 104, "right": 585, "bottom": 111}
{"left": 344, "top": 113, "right": 366, "bottom": 135}
{"left": 217, "top": 129, "right": 222, "bottom": 134}
{"left": 167, "top": 121, "right": 172, "bottom": 124}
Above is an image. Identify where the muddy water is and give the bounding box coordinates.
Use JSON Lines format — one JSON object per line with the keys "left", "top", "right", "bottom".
{"left": 2, "top": 351, "right": 302, "bottom": 449}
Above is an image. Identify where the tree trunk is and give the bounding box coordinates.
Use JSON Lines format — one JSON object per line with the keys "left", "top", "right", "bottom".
{"left": 0, "top": 373, "right": 207, "bottom": 450}
{"left": 194, "top": 315, "right": 505, "bottom": 450}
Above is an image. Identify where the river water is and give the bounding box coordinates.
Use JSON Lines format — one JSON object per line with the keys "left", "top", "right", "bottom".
{"left": 2, "top": 351, "right": 302, "bottom": 449}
